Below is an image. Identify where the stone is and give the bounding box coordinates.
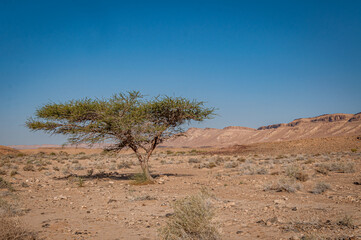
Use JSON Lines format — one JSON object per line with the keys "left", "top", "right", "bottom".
{"left": 274, "top": 199, "right": 285, "bottom": 205}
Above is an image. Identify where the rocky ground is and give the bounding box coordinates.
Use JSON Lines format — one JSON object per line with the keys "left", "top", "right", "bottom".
{"left": 0, "top": 142, "right": 360, "bottom": 239}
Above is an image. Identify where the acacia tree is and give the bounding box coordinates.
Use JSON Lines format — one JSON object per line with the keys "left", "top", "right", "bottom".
{"left": 26, "top": 91, "right": 214, "bottom": 182}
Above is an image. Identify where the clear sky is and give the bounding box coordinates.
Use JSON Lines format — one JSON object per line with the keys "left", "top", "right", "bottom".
{"left": 1, "top": 0, "right": 361, "bottom": 145}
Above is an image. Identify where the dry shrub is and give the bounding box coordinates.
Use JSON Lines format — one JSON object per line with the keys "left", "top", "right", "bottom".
{"left": 224, "top": 161, "right": 238, "bottom": 168}
{"left": 286, "top": 165, "right": 309, "bottom": 182}
{"left": 315, "top": 162, "right": 355, "bottom": 174}
{"left": 196, "top": 161, "right": 217, "bottom": 169}
{"left": 337, "top": 215, "right": 354, "bottom": 228}
{"left": 0, "top": 218, "right": 37, "bottom": 240}
{"left": 311, "top": 182, "right": 331, "bottom": 194}
{"left": 264, "top": 178, "right": 302, "bottom": 193}
{"left": 133, "top": 195, "right": 157, "bottom": 201}
{"left": 159, "top": 192, "right": 220, "bottom": 240}
{"left": 304, "top": 158, "right": 315, "bottom": 164}
{"left": 188, "top": 158, "right": 200, "bottom": 164}
{"left": 328, "top": 162, "right": 355, "bottom": 173}
{"left": 117, "top": 160, "right": 134, "bottom": 169}
{"left": 315, "top": 165, "right": 329, "bottom": 175}
{"left": 0, "top": 198, "right": 19, "bottom": 216}
{"left": 23, "top": 165, "right": 35, "bottom": 172}
{"left": 295, "top": 172, "right": 309, "bottom": 182}
{"left": 240, "top": 165, "right": 268, "bottom": 175}
{"left": 0, "top": 177, "right": 14, "bottom": 192}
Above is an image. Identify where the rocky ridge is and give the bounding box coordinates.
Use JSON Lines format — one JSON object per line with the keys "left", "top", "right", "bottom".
{"left": 163, "top": 113, "right": 361, "bottom": 148}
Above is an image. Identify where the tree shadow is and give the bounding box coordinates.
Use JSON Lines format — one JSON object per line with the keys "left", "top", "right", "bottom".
{"left": 54, "top": 172, "right": 192, "bottom": 181}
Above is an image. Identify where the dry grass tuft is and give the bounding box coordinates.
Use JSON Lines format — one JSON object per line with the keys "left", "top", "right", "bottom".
{"left": 0, "top": 198, "right": 19, "bottom": 217}
{"left": 0, "top": 218, "right": 37, "bottom": 240}
{"left": 159, "top": 192, "right": 220, "bottom": 240}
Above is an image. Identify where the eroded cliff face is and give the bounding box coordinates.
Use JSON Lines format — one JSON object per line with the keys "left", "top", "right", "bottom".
{"left": 258, "top": 114, "right": 354, "bottom": 130}
{"left": 163, "top": 113, "right": 361, "bottom": 147}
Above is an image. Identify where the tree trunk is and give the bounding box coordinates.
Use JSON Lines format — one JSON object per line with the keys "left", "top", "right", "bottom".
{"left": 140, "top": 159, "right": 154, "bottom": 182}
{"left": 129, "top": 145, "right": 155, "bottom": 183}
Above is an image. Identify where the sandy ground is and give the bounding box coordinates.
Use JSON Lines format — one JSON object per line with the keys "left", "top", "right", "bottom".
{"left": 1, "top": 137, "right": 361, "bottom": 240}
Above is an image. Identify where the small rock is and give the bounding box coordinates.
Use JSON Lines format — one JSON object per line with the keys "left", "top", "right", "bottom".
{"left": 274, "top": 199, "right": 285, "bottom": 205}
{"left": 42, "top": 223, "right": 50, "bottom": 228}
{"left": 107, "top": 199, "right": 117, "bottom": 204}
{"left": 53, "top": 195, "right": 67, "bottom": 201}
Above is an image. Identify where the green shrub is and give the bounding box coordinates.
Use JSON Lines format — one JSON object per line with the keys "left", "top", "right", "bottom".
{"left": 77, "top": 177, "right": 84, "bottom": 187}
{"left": 190, "top": 149, "right": 199, "bottom": 154}
{"left": 131, "top": 172, "right": 153, "bottom": 185}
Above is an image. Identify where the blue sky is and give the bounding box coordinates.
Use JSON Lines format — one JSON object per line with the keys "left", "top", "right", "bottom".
{"left": 1, "top": 0, "right": 361, "bottom": 145}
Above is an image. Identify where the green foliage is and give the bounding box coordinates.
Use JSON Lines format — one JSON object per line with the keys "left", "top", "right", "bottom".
{"left": 26, "top": 91, "right": 214, "bottom": 149}
{"left": 77, "top": 177, "right": 84, "bottom": 187}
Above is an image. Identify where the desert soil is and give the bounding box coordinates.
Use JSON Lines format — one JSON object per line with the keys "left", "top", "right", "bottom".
{"left": 1, "top": 136, "right": 361, "bottom": 240}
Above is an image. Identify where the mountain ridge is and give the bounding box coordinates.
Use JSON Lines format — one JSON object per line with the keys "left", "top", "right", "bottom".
{"left": 163, "top": 113, "right": 361, "bottom": 148}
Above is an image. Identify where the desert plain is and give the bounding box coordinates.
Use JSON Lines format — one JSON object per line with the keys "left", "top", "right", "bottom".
{"left": 1, "top": 113, "right": 361, "bottom": 240}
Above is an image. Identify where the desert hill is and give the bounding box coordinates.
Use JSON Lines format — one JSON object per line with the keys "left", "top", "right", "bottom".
{"left": 163, "top": 113, "right": 361, "bottom": 148}
{"left": 210, "top": 135, "right": 361, "bottom": 156}
{"left": 0, "top": 145, "right": 20, "bottom": 155}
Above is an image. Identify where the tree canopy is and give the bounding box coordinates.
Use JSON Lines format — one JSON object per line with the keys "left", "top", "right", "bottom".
{"left": 26, "top": 91, "right": 215, "bottom": 181}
